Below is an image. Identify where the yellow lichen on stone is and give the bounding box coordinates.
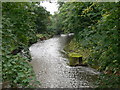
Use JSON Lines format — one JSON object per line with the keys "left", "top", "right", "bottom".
{"left": 68, "top": 52, "right": 83, "bottom": 66}
{"left": 68, "top": 53, "right": 82, "bottom": 58}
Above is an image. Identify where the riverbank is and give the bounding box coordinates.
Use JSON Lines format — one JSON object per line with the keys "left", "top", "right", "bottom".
{"left": 64, "top": 38, "right": 120, "bottom": 88}
{"left": 64, "top": 39, "right": 99, "bottom": 70}
{"left": 36, "top": 33, "right": 54, "bottom": 41}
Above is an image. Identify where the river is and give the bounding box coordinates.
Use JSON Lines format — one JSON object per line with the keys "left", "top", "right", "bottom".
{"left": 29, "top": 34, "right": 100, "bottom": 88}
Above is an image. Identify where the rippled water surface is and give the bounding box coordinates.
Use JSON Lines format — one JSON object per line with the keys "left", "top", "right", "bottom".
{"left": 29, "top": 34, "right": 99, "bottom": 88}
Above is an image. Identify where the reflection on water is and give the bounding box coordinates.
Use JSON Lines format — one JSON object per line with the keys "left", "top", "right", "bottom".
{"left": 29, "top": 34, "right": 100, "bottom": 88}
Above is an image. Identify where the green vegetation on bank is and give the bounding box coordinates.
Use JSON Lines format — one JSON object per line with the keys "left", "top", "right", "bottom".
{"left": 57, "top": 2, "right": 120, "bottom": 88}
{"left": 64, "top": 39, "right": 91, "bottom": 66}
{"left": 2, "top": 2, "right": 50, "bottom": 88}
{"left": 2, "top": 1, "right": 120, "bottom": 88}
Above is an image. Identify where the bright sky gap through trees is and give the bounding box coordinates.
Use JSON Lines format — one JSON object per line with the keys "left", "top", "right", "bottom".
{"left": 40, "top": 1, "right": 59, "bottom": 15}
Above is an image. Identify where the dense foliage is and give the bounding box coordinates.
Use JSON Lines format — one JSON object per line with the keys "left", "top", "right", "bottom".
{"left": 57, "top": 2, "right": 120, "bottom": 88}
{"left": 47, "top": 13, "right": 64, "bottom": 35}
{"left": 2, "top": 1, "right": 120, "bottom": 88}
{"left": 34, "top": 5, "right": 50, "bottom": 34}
{"left": 2, "top": 2, "right": 49, "bottom": 88}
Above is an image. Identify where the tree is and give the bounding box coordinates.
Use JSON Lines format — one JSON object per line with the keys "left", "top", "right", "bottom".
{"left": 2, "top": 2, "right": 48, "bottom": 87}
{"left": 34, "top": 3, "right": 50, "bottom": 34}
{"left": 57, "top": 2, "right": 120, "bottom": 88}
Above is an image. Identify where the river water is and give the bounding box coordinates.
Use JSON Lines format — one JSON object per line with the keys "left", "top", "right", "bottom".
{"left": 29, "top": 34, "right": 100, "bottom": 88}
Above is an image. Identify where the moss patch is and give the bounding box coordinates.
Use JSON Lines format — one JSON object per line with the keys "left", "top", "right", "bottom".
{"left": 68, "top": 53, "right": 82, "bottom": 57}
{"left": 64, "top": 39, "right": 91, "bottom": 67}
